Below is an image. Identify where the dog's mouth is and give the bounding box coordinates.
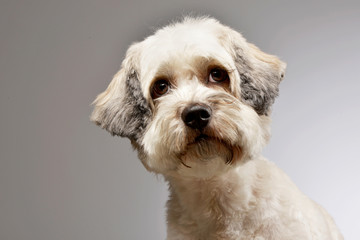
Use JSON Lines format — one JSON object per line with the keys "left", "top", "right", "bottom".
{"left": 194, "top": 133, "right": 210, "bottom": 143}
{"left": 187, "top": 133, "right": 218, "bottom": 146}
{"left": 180, "top": 133, "right": 237, "bottom": 165}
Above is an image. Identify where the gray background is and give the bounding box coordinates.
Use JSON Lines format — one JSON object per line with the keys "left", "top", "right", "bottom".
{"left": 1, "top": 0, "right": 359, "bottom": 239}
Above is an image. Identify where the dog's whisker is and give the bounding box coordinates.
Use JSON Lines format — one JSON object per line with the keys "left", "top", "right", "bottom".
{"left": 180, "top": 159, "right": 191, "bottom": 168}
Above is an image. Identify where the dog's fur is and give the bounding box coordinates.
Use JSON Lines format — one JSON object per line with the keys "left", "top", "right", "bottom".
{"left": 91, "top": 17, "right": 343, "bottom": 240}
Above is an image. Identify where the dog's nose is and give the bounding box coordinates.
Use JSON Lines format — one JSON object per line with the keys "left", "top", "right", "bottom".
{"left": 181, "top": 104, "right": 212, "bottom": 130}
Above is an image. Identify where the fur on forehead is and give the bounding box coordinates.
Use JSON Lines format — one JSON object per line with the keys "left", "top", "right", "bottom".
{"left": 138, "top": 18, "right": 237, "bottom": 99}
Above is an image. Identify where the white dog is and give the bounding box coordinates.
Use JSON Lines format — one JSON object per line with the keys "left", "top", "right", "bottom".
{"left": 91, "top": 17, "right": 343, "bottom": 240}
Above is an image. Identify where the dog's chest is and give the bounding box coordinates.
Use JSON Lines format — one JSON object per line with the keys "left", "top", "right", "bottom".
{"left": 166, "top": 177, "right": 259, "bottom": 239}
{"left": 167, "top": 202, "right": 258, "bottom": 240}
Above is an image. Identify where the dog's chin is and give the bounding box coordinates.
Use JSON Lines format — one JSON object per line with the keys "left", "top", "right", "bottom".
{"left": 173, "top": 135, "right": 241, "bottom": 179}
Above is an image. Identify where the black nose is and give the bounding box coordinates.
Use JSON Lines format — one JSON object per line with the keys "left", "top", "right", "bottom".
{"left": 181, "top": 104, "right": 212, "bottom": 130}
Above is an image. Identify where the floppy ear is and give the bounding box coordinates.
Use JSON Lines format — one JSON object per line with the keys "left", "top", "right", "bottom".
{"left": 226, "top": 29, "right": 286, "bottom": 115}
{"left": 90, "top": 43, "right": 152, "bottom": 141}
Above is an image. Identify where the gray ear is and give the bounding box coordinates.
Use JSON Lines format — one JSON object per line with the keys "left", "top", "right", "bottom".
{"left": 90, "top": 44, "right": 152, "bottom": 142}
{"left": 228, "top": 31, "right": 286, "bottom": 115}
{"left": 238, "top": 43, "right": 286, "bottom": 115}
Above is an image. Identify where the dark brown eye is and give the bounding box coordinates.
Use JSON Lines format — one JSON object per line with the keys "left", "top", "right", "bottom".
{"left": 151, "top": 79, "right": 170, "bottom": 99}
{"left": 209, "top": 68, "right": 229, "bottom": 83}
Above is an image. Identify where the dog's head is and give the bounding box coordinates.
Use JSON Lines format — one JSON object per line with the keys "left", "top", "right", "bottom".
{"left": 91, "top": 17, "right": 286, "bottom": 178}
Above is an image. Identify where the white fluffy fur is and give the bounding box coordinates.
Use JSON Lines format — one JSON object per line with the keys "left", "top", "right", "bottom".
{"left": 92, "top": 17, "right": 343, "bottom": 239}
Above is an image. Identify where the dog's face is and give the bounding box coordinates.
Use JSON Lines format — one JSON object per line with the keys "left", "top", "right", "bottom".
{"left": 91, "top": 17, "right": 286, "bottom": 178}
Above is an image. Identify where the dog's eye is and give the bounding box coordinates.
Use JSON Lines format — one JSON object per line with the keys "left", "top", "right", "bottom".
{"left": 209, "top": 68, "right": 229, "bottom": 83}
{"left": 151, "top": 79, "right": 170, "bottom": 99}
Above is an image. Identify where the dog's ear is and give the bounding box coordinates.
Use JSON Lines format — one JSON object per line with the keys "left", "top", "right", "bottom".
{"left": 226, "top": 29, "right": 286, "bottom": 115}
{"left": 90, "top": 43, "right": 151, "bottom": 141}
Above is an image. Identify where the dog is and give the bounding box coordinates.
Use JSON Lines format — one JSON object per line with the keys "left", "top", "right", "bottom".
{"left": 91, "top": 17, "right": 343, "bottom": 240}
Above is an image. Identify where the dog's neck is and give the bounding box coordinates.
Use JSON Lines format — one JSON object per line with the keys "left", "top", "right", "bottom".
{"left": 165, "top": 161, "right": 260, "bottom": 238}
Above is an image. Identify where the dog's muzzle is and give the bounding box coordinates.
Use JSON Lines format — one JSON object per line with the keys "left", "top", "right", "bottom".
{"left": 181, "top": 104, "right": 212, "bottom": 130}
